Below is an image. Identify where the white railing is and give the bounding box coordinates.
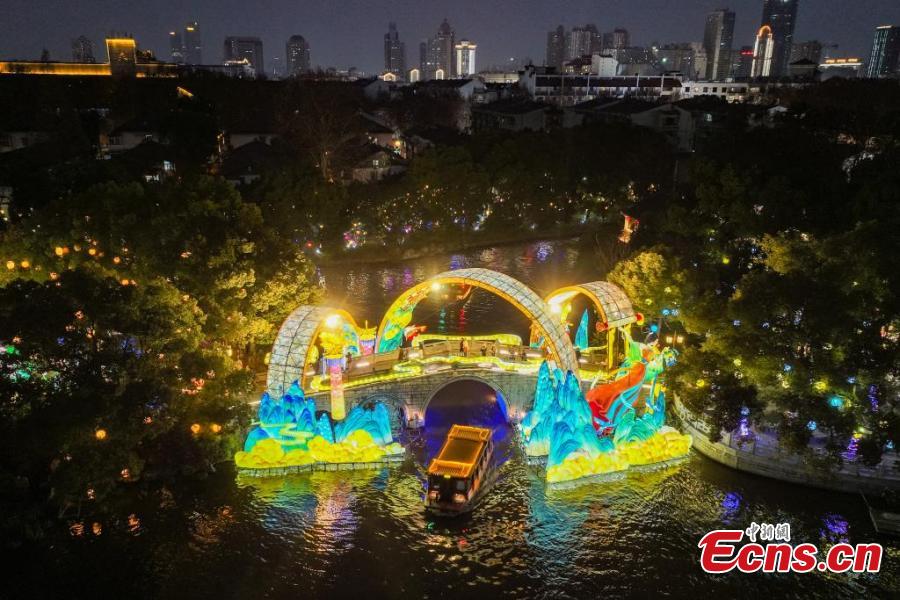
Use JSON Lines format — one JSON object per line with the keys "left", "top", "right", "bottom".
{"left": 673, "top": 397, "right": 900, "bottom": 484}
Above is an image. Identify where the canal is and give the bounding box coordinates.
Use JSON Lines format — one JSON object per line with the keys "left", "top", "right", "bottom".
{"left": 16, "top": 239, "right": 900, "bottom": 598}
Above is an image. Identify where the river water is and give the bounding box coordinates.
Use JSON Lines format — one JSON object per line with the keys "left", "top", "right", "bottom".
{"left": 17, "top": 239, "right": 900, "bottom": 599}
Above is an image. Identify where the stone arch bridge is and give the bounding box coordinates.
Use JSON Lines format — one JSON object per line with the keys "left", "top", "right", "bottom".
{"left": 267, "top": 268, "right": 636, "bottom": 430}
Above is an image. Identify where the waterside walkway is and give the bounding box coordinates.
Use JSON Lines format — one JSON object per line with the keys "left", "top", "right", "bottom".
{"left": 672, "top": 398, "right": 900, "bottom": 494}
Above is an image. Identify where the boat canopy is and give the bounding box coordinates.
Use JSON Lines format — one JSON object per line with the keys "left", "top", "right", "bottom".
{"left": 428, "top": 425, "right": 491, "bottom": 478}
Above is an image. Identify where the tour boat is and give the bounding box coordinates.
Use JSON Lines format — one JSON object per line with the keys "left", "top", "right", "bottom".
{"left": 425, "top": 425, "right": 495, "bottom": 516}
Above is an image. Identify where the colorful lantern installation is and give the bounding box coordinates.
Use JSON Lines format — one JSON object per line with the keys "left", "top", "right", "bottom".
{"left": 574, "top": 309, "right": 589, "bottom": 350}
{"left": 319, "top": 327, "right": 347, "bottom": 421}
{"left": 358, "top": 323, "right": 377, "bottom": 356}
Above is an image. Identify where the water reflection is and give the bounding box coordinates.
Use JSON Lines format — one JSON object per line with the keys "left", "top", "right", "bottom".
{"left": 20, "top": 240, "right": 900, "bottom": 599}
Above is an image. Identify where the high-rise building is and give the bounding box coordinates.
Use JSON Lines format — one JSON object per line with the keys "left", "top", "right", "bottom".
{"left": 733, "top": 45, "right": 755, "bottom": 78}
{"left": 790, "top": 40, "right": 823, "bottom": 65}
{"left": 546, "top": 25, "right": 566, "bottom": 70}
{"left": 71, "top": 36, "right": 95, "bottom": 63}
{"left": 602, "top": 28, "right": 630, "bottom": 51}
{"left": 586, "top": 24, "right": 602, "bottom": 54}
{"left": 866, "top": 25, "right": 900, "bottom": 78}
{"left": 703, "top": 9, "right": 735, "bottom": 80}
{"left": 455, "top": 40, "right": 476, "bottom": 77}
{"left": 169, "top": 31, "right": 184, "bottom": 63}
{"left": 424, "top": 19, "right": 454, "bottom": 80}
{"left": 751, "top": 25, "right": 775, "bottom": 77}
{"left": 184, "top": 22, "right": 202, "bottom": 64}
{"left": 224, "top": 37, "right": 264, "bottom": 74}
{"left": 419, "top": 41, "right": 427, "bottom": 75}
{"left": 566, "top": 26, "right": 595, "bottom": 59}
{"left": 655, "top": 43, "right": 699, "bottom": 78}
{"left": 384, "top": 22, "right": 406, "bottom": 76}
{"left": 758, "top": 0, "right": 799, "bottom": 77}
{"left": 286, "top": 35, "right": 310, "bottom": 76}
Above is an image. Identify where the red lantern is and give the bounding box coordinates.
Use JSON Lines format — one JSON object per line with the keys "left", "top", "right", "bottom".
{"left": 595, "top": 321, "right": 609, "bottom": 333}
{"left": 634, "top": 312, "right": 644, "bottom": 325}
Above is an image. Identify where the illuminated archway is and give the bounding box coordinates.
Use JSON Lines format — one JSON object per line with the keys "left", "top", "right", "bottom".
{"left": 375, "top": 268, "right": 578, "bottom": 373}
{"left": 544, "top": 281, "right": 636, "bottom": 370}
{"left": 266, "top": 306, "right": 360, "bottom": 396}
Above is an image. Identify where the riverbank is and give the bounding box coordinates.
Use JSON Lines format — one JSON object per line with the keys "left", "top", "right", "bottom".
{"left": 672, "top": 396, "right": 900, "bottom": 494}
{"left": 315, "top": 224, "right": 603, "bottom": 266}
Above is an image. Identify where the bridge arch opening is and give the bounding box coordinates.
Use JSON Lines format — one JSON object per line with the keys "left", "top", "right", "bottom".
{"left": 422, "top": 378, "right": 510, "bottom": 460}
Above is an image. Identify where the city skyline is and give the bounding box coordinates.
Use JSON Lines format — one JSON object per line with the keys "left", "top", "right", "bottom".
{"left": 1, "top": 0, "right": 899, "bottom": 73}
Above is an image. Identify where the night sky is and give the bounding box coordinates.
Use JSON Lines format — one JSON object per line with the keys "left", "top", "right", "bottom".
{"left": 2, "top": 0, "right": 899, "bottom": 74}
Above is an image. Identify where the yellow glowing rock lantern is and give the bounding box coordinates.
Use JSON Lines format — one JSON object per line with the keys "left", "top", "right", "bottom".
{"left": 49, "top": 272, "right": 59, "bottom": 281}
{"left": 695, "top": 378, "right": 707, "bottom": 388}
{"left": 143, "top": 416, "right": 153, "bottom": 424}
{"left": 54, "top": 246, "right": 65, "bottom": 257}
{"left": 95, "top": 428, "right": 107, "bottom": 440}
{"left": 113, "top": 256, "right": 121, "bottom": 264}
{"left": 210, "top": 423, "right": 222, "bottom": 433}
{"left": 88, "top": 248, "right": 97, "bottom": 256}
{"left": 120, "top": 278, "right": 130, "bottom": 286}
{"left": 19, "top": 260, "right": 30, "bottom": 269}
{"left": 813, "top": 380, "right": 828, "bottom": 392}
{"left": 120, "top": 468, "right": 130, "bottom": 480}
{"left": 5, "top": 260, "right": 14, "bottom": 270}
{"left": 721, "top": 256, "right": 731, "bottom": 265}
{"left": 190, "top": 423, "right": 201, "bottom": 434}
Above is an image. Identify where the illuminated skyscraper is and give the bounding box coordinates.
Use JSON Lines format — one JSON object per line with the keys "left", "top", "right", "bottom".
{"left": 286, "top": 35, "right": 310, "bottom": 76}
{"left": 454, "top": 40, "right": 476, "bottom": 77}
{"left": 751, "top": 25, "right": 774, "bottom": 77}
{"left": 184, "top": 22, "right": 202, "bottom": 65}
{"left": 424, "top": 19, "right": 454, "bottom": 80}
{"left": 758, "top": 0, "right": 799, "bottom": 77}
{"left": 703, "top": 9, "right": 735, "bottom": 80}
{"left": 866, "top": 25, "right": 900, "bottom": 79}
{"left": 384, "top": 22, "right": 406, "bottom": 76}
{"left": 224, "top": 37, "right": 264, "bottom": 75}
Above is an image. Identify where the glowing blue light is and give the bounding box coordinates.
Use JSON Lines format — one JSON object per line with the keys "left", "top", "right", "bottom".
{"left": 806, "top": 420, "right": 817, "bottom": 431}
{"left": 847, "top": 376, "right": 857, "bottom": 384}
{"left": 662, "top": 308, "right": 671, "bottom": 316}
{"left": 740, "top": 406, "right": 750, "bottom": 416}
{"left": 722, "top": 492, "right": 741, "bottom": 512}
{"left": 828, "top": 396, "right": 844, "bottom": 409}
{"left": 650, "top": 324, "right": 659, "bottom": 333}
{"left": 783, "top": 364, "right": 792, "bottom": 372}
{"left": 733, "top": 319, "right": 741, "bottom": 327}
